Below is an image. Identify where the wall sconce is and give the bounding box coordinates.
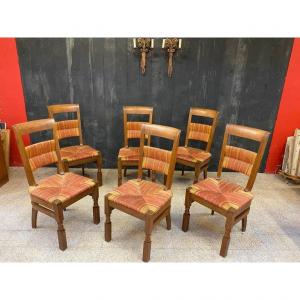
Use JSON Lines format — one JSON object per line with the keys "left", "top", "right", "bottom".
{"left": 133, "top": 38, "right": 154, "bottom": 75}
{"left": 162, "top": 38, "right": 182, "bottom": 77}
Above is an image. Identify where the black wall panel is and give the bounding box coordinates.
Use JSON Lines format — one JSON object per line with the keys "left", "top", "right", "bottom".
{"left": 16, "top": 38, "right": 293, "bottom": 170}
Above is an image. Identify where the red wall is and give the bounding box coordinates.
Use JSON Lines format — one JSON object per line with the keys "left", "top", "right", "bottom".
{"left": 0, "top": 38, "right": 28, "bottom": 165}
{"left": 265, "top": 38, "right": 300, "bottom": 173}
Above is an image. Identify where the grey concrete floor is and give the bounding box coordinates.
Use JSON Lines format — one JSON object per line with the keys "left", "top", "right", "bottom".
{"left": 0, "top": 167, "right": 300, "bottom": 262}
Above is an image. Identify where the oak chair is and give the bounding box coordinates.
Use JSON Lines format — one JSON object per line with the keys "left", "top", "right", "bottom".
{"left": 13, "top": 119, "right": 100, "bottom": 251}
{"left": 182, "top": 124, "right": 269, "bottom": 257}
{"left": 117, "top": 106, "right": 153, "bottom": 186}
{"left": 48, "top": 104, "right": 103, "bottom": 186}
{"left": 105, "top": 124, "right": 180, "bottom": 262}
{"left": 177, "top": 108, "right": 219, "bottom": 183}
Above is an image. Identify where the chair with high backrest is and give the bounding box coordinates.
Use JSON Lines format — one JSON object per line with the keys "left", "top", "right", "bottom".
{"left": 182, "top": 124, "right": 270, "bottom": 257}
{"left": 13, "top": 119, "right": 100, "bottom": 251}
{"left": 177, "top": 107, "right": 219, "bottom": 183}
{"left": 48, "top": 104, "right": 103, "bottom": 186}
{"left": 117, "top": 106, "right": 153, "bottom": 186}
{"left": 105, "top": 123, "right": 180, "bottom": 262}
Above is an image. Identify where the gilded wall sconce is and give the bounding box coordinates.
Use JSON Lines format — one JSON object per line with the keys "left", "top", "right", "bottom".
{"left": 133, "top": 38, "right": 154, "bottom": 75}
{"left": 162, "top": 38, "right": 182, "bottom": 77}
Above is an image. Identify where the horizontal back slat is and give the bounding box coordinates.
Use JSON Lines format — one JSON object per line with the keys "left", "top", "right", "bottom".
{"left": 56, "top": 120, "right": 80, "bottom": 140}
{"left": 25, "top": 140, "right": 58, "bottom": 171}
{"left": 222, "top": 145, "right": 257, "bottom": 176}
{"left": 127, "top": 121, "right": 146, "bottom": 139}
{"left": 142, "top": 146, "right": 171, "bottom": 175}
{"left": 188, "top": 123, "right": 211, "bottom": 142}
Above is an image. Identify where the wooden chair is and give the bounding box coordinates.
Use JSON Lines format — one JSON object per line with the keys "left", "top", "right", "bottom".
{"left": 117, "top": 106, "right": 153, "bottom": 186}
{"left": 48, "top": 104, "right": 103, "bottom": 186}
{"left": 177, "top": 108, "right": 219, "bottom": 183}
{"left": 13, "top": 119, "right": 100, "bottom": 251}
{"left": 182, "top": 124, "right": 269, "bottom": 257}
{"left": 105, "top": 124, "right": 180, "bottom": 262}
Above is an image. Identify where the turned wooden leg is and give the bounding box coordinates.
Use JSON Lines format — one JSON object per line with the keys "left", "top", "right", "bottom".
{"left": 92, "top": 184, "right": 100, "bottom": 224}
{"left": 62, "top": 159, "right": 69, "bottom": 172}
{"left": 96, "top": 155, "right": 103, "bottom": 186}
{"left": 182, "top": 189, "right": 192, "bottom": 232}
{"left": 53, "top": 200, "right": 67, "bottom": 251}
{"left": 143, "top": 216, "right": 153, "bottom": 262}
{"left": 220, "top": 211, "right": 235, "bottom": 257}
{"left": 193, "top": 163, "right": 201, "bottom": 183}
{"left": 163, "top": 174, "right": 167, "bottom": 186}
{"left": 147, "top": 169, "right": 151, "bottom": 177}
{"left": 181, "top": 165, "right": 185, "bottom": 176}
{"left": 104, "top": 196, "right": 112, "bottom": 242}
{"left": 117, "top": 158, "right": 122, "bottom": 186}
{"left": 211, "top": 210, "right": 214, "bottom": 215}
{"left": 32, "top": 206, "right": 38, "bottom": 228}
{"left": 166, "top": 209, "right": 171, "bottom": 230}
{"left": 203, "top": 167, "right": 208, "bottom": 179}
{"left": 242, "top": 216, "right": 247, "bottom": 232}
{"left": 151, "top": 170, "right": 156, "bottom": 182}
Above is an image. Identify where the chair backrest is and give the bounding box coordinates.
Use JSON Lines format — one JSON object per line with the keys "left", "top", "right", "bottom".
{"left": 185, "top": 107, "right": 219, "bottom": 152}
{"left": 217, "top": 124, "right": 270, "bottom": 191}
{"left": 13, "top": 119, "right": 61, "bottom": 186}
{"left": 123, "top": 106, "right": 153, "bottom": 147}
{"left": 48, "top": 104, "right": 83, "bottom": 144}
{"left": 138, "top": 124, "right": 180, "bottom": 190}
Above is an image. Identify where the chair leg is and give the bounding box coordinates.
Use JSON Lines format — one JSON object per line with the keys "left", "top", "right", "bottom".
{"left": 211, "top": 210, "right": 214, "bottom": 215}
{"left": 220, "top": 212, "right": 234, "bottom": 257}
{"left": 163, "top": 174, "right": 167, "bottom": 186}
{"left": 166, "top": 208, "right": 171, "bottom": 230}
{"left": 151, "top": 170, "right": 156, "bottom": 182}
{"left": 32, "top": 207, "right": 38, "bottom": 228}
{"left": 182, "top": 189, "right": 192, "bottom": 232}
{"left": 96, "top": 155, "right": 103, "bottom": 186}
{"left": 82, "top": 166, "right": 85, "bottom": 176}
{"left": 181, "top": 165, "right": 185, "bottom": 176}
{"left": 53, "top": 200, "right": 67, "bottom": 251}
{"left": 104, "top": 196, "right": 112, "bottom": 242}
{"left": 193, "top": 163, "right": 201, "bottom": 183}
{"left": 117, "top": 158, "right": 122, "bottom": 186}
{"left": 124, "top": 167, "right": 127, "bottom": 177}
{"left": 62, "top": 159, "right": 69, "bottom": 173}
{"left": 242, "top": 216, "right": 247, "bottom": 232}
{"left": 92, "top": 185, "right": 100, "bottom": 224}
{"left": 147, "top": 169, "right": 151, "bottom": 177}
{"left": 203, "top": 167, "right": 208, "bottom": 179}
{"left": 143, "top": 216, "right": 153, "bottom": 262}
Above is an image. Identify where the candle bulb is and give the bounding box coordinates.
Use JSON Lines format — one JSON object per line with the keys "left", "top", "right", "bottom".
{"left": 133, "top": 38, "right": 136, "bottom": 48}
{"left": 162, "top": 39, "right": 165, "bottom": 48}
{"left": 179, "top": 39, "right": 182, "bottom": 49}
{"left": 151, "top": 39, "right": 154, "bottom": 48}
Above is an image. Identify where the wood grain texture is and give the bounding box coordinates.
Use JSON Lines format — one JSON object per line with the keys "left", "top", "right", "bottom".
{"left": 16, "top": 38, "right": 293, "bottom": 170}
{"left": 0, "top": 134, "right": 8, "bottom": 186}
